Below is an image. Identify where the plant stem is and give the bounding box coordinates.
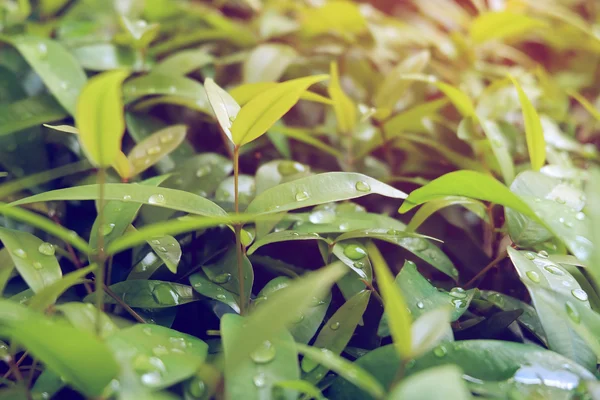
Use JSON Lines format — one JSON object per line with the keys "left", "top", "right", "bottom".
{"left": 464, "top": 250, "right": 508, "bottom": 289}
{"left": 103, "top": 284, "right": 147, "bottom": 323}
{"left": 233, "top": 146, "right": 246, "bottom": 315}
{"left": 94, "top": 168, "right": 107, "bottom": 333}
{"left": 361, "top": 279, "right": 384, "bottom": 306}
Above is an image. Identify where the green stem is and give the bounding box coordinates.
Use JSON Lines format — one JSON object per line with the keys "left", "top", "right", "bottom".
{"left": 94, "top": 168, "right": 107, "bottom": 333}
{"left": 233, "top": 146, "right": 246, "bottom": 315}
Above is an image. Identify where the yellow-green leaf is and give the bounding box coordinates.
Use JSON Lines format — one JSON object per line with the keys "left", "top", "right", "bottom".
{"left": 328, "top": 62, "right": 356, "bottom": 134}
{"left": 76, "top": 70, "right": 130, "bottom": 167}
{"left": 366, "top": 242, "right": 411, "bottom": 358}
{"left": 469, "top": 12, "right": 546, "bottom": 43}
{"left": 569, "top": 91, "right": 600, "bottom": 122}
{"left": 509, "top": 75, "right": 546, "bottom": 171}
{"left": 230, "top": 75, "right": 329, "bottom": 146}
{"left": 229, "top": 82, "right": 332, "bottom": 106}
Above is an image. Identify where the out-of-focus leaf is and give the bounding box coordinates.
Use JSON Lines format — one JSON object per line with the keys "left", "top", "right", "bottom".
{"left": 55, "top": 302, "right": 119, "bottom": 338}
{"left": 389, "top": 365, "right": 472, "bottom": 400}
{"left": 76, "top": 70, "right": 129, "bottom": 167}
{"left": 229, "top": 82, "right": 332, "bottom": 106}
{"left": 248, "top": 231, "right": 330, "bottom": 255}
{"left": 189, "top": 272, "right": 239, "bottom": 312}
{"left": 469, "top": 12, "right": 546, "bottom": 43}
{"left": 329, "top": 61, "right": 356, "bottom": 134}
{"left": 0, "top": 94, "right": 67, "bottom": 137}
{"left": 71, "top": 44, "right": 140, "bottom": 71}
{"left": 5, "top": 36, "right": 86, "bottom": 114}
{"left": 0, "top": 227, "right": 61, "bottom": 293}
{"left": 407, "top": 196, "right": 488, "bottom": 232}
{"left": 222, "top": 314, "right": 299, "bottom": 400}
{"left": 299, "top": 1, "right": 367, "bottom": 40}
{"left": 230, "top": 75, "right": 329, "bottom": 146}
{"left": 243, "top": 43, "right": 297, "bottom": 83}
{"left": 153, "top": 49, "right": 213, "bottom": 76}
{"left": 123, "top": 73, "right": 208, "bottom": 109}
{"left": 0, "top": 300, "right": 119, "bottom": 397}
{"left": 509, "top": 75, "right": 546, "bottom": 171}
{"left": 254, "top": 159, "right": 311, "bottom": 195}
{"left": 248, "top": 172, "right": 406, "bottom": 214}
{"left": 85, "top": 280, "right": 197, "bottom": 308}
{"left": 480, "top": 119, "right": 515, "bottom": 184}
{"left": 204, "top": 78, "right": 239, "bottom": 144}
{"left": 29, "top": 265, "right": 94, "bottom": 311}
{"left": 126, "top": 125, "right": 188, "bottom": 177}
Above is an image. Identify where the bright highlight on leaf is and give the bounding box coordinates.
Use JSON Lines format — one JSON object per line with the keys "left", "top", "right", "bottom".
{"left": 469, "top": 12, "right": 547, "bottom": 43}
{"left": 76, "top": 69, "right": 130, "bottom": 167}
{"left": 205, "top": 78, "right": 240, "bottom": 144}
{"left": 509, "top": 74, "right": 546, "bottom": 171}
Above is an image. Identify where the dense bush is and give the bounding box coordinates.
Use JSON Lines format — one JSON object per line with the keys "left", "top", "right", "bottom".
{"left": 1, "top": 0, "right": 600, "bottom": 398}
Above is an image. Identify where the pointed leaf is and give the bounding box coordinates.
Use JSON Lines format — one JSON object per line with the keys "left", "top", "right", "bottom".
{"left": 127, "top": 125, "right": 188, "bottom": 177}
{"left": 469, "top": 12, "right": 546, "bottom": 43}
{"left": 204, "top": 78, "right": 240, "bottom": 144}
{"left": 329, "top": 62, "right": 356, "bottom": 133}
{"left": 85, "top": 280, "right": 197, "bottom": 308}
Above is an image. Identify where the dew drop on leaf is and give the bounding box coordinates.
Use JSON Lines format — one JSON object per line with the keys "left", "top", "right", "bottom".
{"left": 343, "top": 243, "right": 367, "bottom": 260}
{"left": 102, "top": 223, "right": 115, "bottom": 236}
{"left": 416, "top": 301, "right": 425, "bottom": 309}
{"left": 576, "top": 212, "right": 585, "bottom": 221}
{"left": 151, "top": 284, "right": 180, "bottom": 305}
{"left": 330, "top": 321, "right": 340, "bottom": 330}
{"left": 355, "top": 181, "right": 371, "bottom": 192}
{"left": 38, "top": 242, "right": 55, "bottom": 256}
{"left": 449, "top": 287, "right": 467, "bottom": 299}
{"left": 146, "top": 146, "right": 161, "bottom": 156}
{"left": 33, "top": 261, "right": 43, "bottom": 270}
{"left": 544, "top": 265, "right": 564, "bottom": 276}
{"left": 195, "top": 165, "right": 211, "bottom": 178}
{"left": 216, "top": 294, "right": 226, "bottom": 300}
{"left": 353, "top": 260, "right": 366, "bottom": 269}
{"left": 295, "top": 191, "right": 309, "bottom": 201}
{"left": 565, "top": 301, "right": 580, "bottom": 323}
{"left": 148, "top": 194, "right": 166, "bottom": 205}
{"left": 537, "top": 250, "right": 549, "bottom": 258}
{"left": 292, "top": 313, "right": 304, "bottom": 324}
{"left": 524, "top": 252, "right": 536, "bottom": 260}
{"left": 277, "top": 161, "right": 306, "bottom": 176}
{"left": 123, "top": 195, "right": 132, "bottom": 201}
{"left": 571, "top": 288, "right": 588, "bottom": 302}
{"left": 250, "top": 341, "right": 276, "bottom": 364}
{"left": 187, "top": 377, "right": 206, "bottom": 398}
{"left": 253, "top": 373, "right": 267, "bottom": 388}
{"left": 13, "top": 249, "right": 27, "bottom": 259}
{"left": 159, "top": 133, "right": 174, "bottom": 144}
{"left": 433, "top": 345, "right": 447, "bottom": 357}
{"left": 212, "top": 273, "right": 232, "bottom": 284}
{"left": 526, "top": 271, "right": 540, "bottom": 283}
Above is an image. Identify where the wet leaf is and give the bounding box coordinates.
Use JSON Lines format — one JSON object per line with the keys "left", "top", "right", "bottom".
{"left": 0, "top": 94, "right": 67, "bottom": 137}
{"left": 189, "top": 272, "right": 239, "bottom": 313}
{"left": 205, "top": 78, "right": 240, "bottom": 144}
{"left": 389, "top": 365, "right": 472, "bottom": 400}
{"left": 85, "top": 280, "right": 197, "bottom": 308}
{"left": 243, "top": 43, "right": 297, "bottom": 83}
{"left": 126, "top": 125, "right": 188, "bottom": 177}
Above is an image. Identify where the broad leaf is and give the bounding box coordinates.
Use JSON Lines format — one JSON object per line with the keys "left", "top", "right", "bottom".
{"left": 85, "top": 280, "right": 197, "bottom": 308}
{"left": 389, "top": 365, "right": 472, "bottom": 400}
{"left": 126, "top": 125, "right": 188, "bottom": 178}
{"left": 0, "top": 94, "right": 67, "bottom": 137}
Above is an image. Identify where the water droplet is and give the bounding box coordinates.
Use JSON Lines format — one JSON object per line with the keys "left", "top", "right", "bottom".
{"left": 102, "top": 223, "right": 115, "bottom": 236}
{"left": 338, "top": 223, "right": 350, "bottom": 231}
{"left": 416, "top": 301, "right": 424, "bottom": 309}
{"left": 562, "top": 280, "right": 572, "bottom": 287}
{"left": 33, "top": 261, "right": 43, "bottom": 270}
{"left": 449, "top": 287, "right": 467, "bottom": 299}
{"left": 433, "top": 345, "right": 447, "bottom": 357}
{"left": 526, "top": 271, "right": 540, "bottom": 283}
{"left": 571, "top": 288, "right": 588, "bottom": 302}
{"left": 60, "top": 81, "right": 69, "bottom": 90}
{"left": 277, "top": 161, "right": 306, "bottom": 176}
{"left": 451, "top": 298, "right": 466, "bottom": 308}
{"left": 216, "top": 294, "right": 226, "bottom": 300}
{"left": 253, "top": 373, "right": 267, "bottom": 388}
{"left": 160, "top": 133, "right": 174, "bottom": 144}
{"left": 295, "top": 191, "right": 309, "bottom": 201}
{"left": 133, "top": 354, "right": 165, "bottom": 375}
{"left": 565, "top": 301, "right": 580, "bottom": 323}
{"left": 353, "top": 260, "right": 366, "bottom": 269}
{"left": 36, "top": 43, "right": 48, "bottom": 58}
{"left": 250, "top": 340, "right": 276, "bottom": 365}
{"left": 148, "top": 194, "right": 166, "bottom": 205}
{"left": 355, "top": 181, "right": 371, "bottom": 192}
{"left": 544, "top": 265, "right": 564, "bottom": 276}
{"left": 123, "top": 195, "right": 132, "bottom": 201}
{"left": 38, "top": 242, "right": 55, "bottom": 256}
{"left": 292, "top": 313, "right": 304, "bottom": 323}
{"left": 524, "top": 252, "right": 536, "bottom": 260}
{"left": 157, "top": 246, "right": 167, "bottom": 252}
{"left": 212, "top": 273, "right": 232, "bottom": 284}
{"left": 330, "top": 321, "right": 340, "bottom": 330}
{"left": 488, "top": 293, "right": 505, "bottom": 306}
{"left": 152, "top": 345, "right": 169, "bottom": 356}
{"left": 451, "top": 268, "right": 459, "bottom": 277}
{"left": 142, "top": 327, "right": 152, "bottom": 336}
{"left": 576, "top": 212, "right": 585, "bottom": 221}
{"left": 13, "top": 248, "right": 27, "bottom": 259}
{"left": 151, "top": 284, "right": 181, "bottom": 305}
{"left": 343, "top": 244, "right": 367, "bottom": 260}
{"left": 146, "top": 146, "right": 161, "bottom": 156}
{"left": 537, "top": 250, "right": 549, "bottom": 258}
{"left": 195, "top": 165, "right": 211, "bottom": 178}
{"left": 187, "top": 377, "right": 206, "bottom": 398}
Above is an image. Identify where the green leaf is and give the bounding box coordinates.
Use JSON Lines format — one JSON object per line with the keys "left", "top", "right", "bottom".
{"left": 374, "top": 51, "right": 430, "bottom": 113}
{"left": 295, "top": 343, "right": 385, "bottom": 400}
{"left": 378, "top": 261, "right": 473, "bottom": 337}
{"left": 243, "top": 43, "right": 297, "bottom": 83}
{"left": 0, "top": 300, "right": 119, "bottom": 397}
{"left": 76, "top": 69, "right": 130, "bottom": 167}
{"left": 509, "top": 74, "right": 546, "bottom": 171}
{"left": 479, "top": 118, "right": 515, "bottom": 184}
{"left": 329, "top": 62, "right": 356, "bottom": 134}
{"left": 126, "top": 125, "right": 188, "bottom": 178}
{"left": 0, "top": 228, "right": 61, "bottom": 293}
{"left": 248, "top": 231, "right": 331, "bottom": 255}
{"left": 5, "top": 36, "right": 87, "bottom": 114}
{"left": 71, "top": 44, "right": 140, "bottom": 72}
{"left": 0, "top": 94, "right": 67, "bottom": 137}
{"left": 401, "top": 74, "right": 475, "bottom": 117}
{"left": 106, "top": 324, "right": 208, "bottom": 391}
{"left": 221, "top": 314, "right": 300, "bottom": 400}
{"left": 85, "top": 280, "right": 197, "bottom": 308}
{"left": 55, "top": 302, "right": 120, "bottom": 338}
{"left": 153, "top": 49, "right": 213, "bottom": 76}
{"left": 255, "top": 276, "right": 333, "bottom": 344}
{"left": 390, "top": 365, "right": 472, "bottom": 400}
{"left": 204, "top": 78, "right": 240, "bottom": 144}
{"left": 123, "top": 73, "right": 208, "bottom": 106}
{"left": 273, "top": 380, "right": 325, "bottom": 400}
{"left": 229, "top": 82, "right": 332, "bottom": 106}
{"left": 410, "top": 307, "right": 453, "bottom": 358}
{"left": 292, "top": 210, "right": 406, "bottom": 235}
{"left": 367, "top": 242, "right": 411, "bottom": 358}
{"left": 12, "top": 183, "right": 228, "bottom": 217}
{"left": 469, "top": 12, "right": 546, "bottom": 43}
{"left": 507, "top": 247, "right": 595, "bottom": 371}
{"left": 230, "top": 75, "right": 329, "bottom": 146}
{"left": 336, "top": 229, "right": 458, "bottom": 280}
{"left": 407, "top": 196, "right": 488, "bottom": 232}
{"left": 248, "top": 172, "right": 406, "bottom": 214}
{"left": 254, "top": 159, "right": 311, "bottom": 195}
{"left": 332, "top": 241, "right": 373, "bottom": 280}
{"left": 189, "top": 272, "right": 240, "bottom": 312}
{"left": 201, "top": 247, "right": 253, "bottom": 310}
{"left": 143, "top": 234, "right": 181, "bottom": 274}
{"left": 222, "top": 262, "right": 346, "bottom": 375}
{"left": 302, "top": 290, "right": 370, "bottom": 381}
{"left": 398, "top": 170, "right": 535, "bottom": 218}
{"left": 29, "top": 265, "right": 95, "bottom": 311}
